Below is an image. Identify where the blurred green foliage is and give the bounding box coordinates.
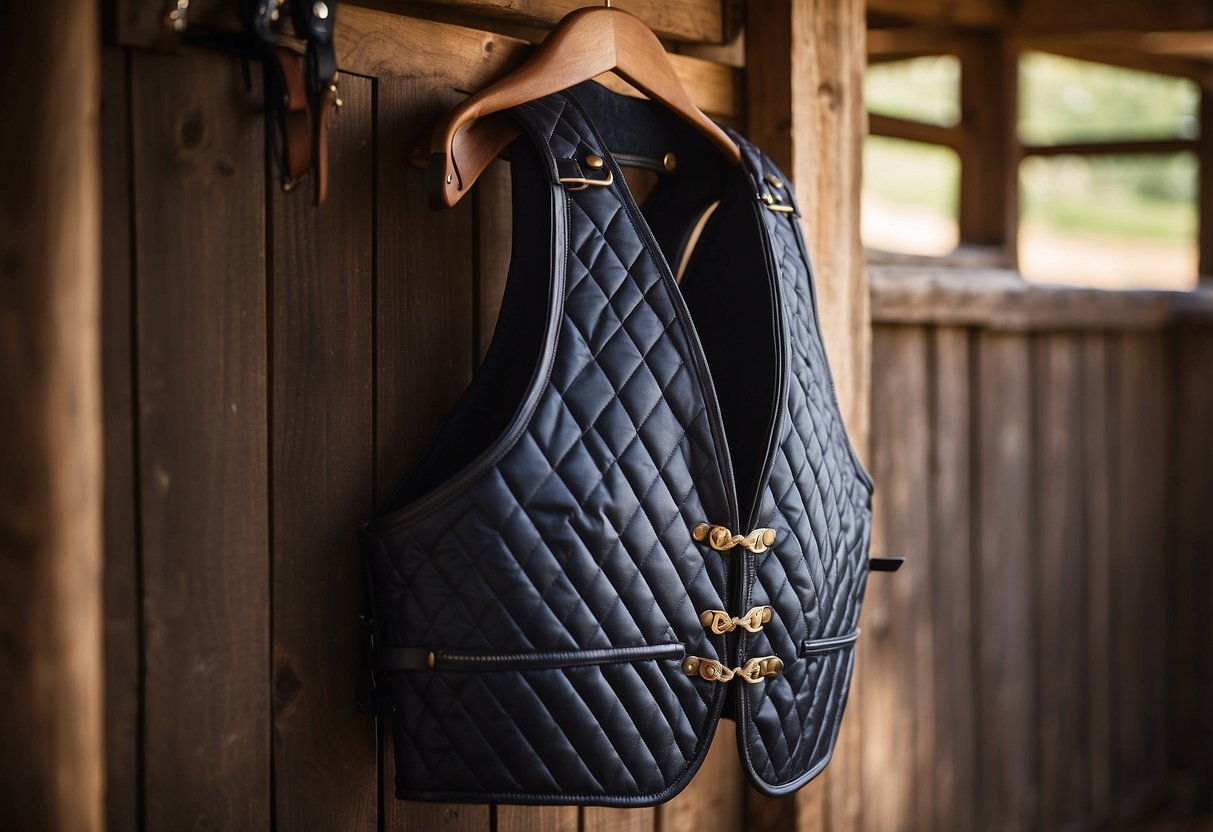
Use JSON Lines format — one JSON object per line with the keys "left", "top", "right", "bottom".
{"left": 866, "top": 55, "right": 960, "bottom": 126}
{"left": 863, "top": 51, "right": 1198, "bottom": 245}
{"left": 863, "top": 136, "right": 958, "bottom": 216}
{"left": 1019, "top": 52, "right": 1198, "bottom": 145}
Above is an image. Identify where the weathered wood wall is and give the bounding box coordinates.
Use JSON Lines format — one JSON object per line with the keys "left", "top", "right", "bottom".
{"left": 89, "top": 2, "right": 1213, "bottom": 830}
{"left": 98, "top": 1, "right": 871, "bottom": 830}
{"left": 864, "top": 268, "right": 1213, "bottom": 831}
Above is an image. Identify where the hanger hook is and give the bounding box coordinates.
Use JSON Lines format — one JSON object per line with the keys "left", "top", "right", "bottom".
{"left": 604, "top": 0, "right": 611, "bottom": 6}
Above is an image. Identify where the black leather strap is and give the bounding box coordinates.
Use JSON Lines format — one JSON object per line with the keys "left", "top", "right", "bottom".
{"left": 869, "top": 557, "right": 905, "bottom": 572}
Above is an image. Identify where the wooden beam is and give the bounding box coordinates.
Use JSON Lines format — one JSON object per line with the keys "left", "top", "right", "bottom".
{"left": 1012, "top": 34, "right": 1213, "bottom": 87}
{"left": 868, "top": 113, "right": 963, "bottom": 149}
{"left": 869, "top": 266, "right": 1213, "bottom": 331}
{"left": 747, "top": 3, "right": 869, "bottom": 827}
{"left": 1021, "top": 138, "right": 1199, "bottom": 157}
{"left": 1016, "top": 0, "right": 1213, "bottom": 35}
{"left": 0, "top": 1, "right": 104, "bottom": 830}
{"left": 867, "top": 0, "right": 1008, "bottom": 29}
{"left": 1199, "top": 90, "right": 1213, "bottom": 282}
{"left": 867, "top": 26, "right": 965, "bottom": 60}
{"left": 958, "top": 32, "right": 1015, "bottom": 255}
{"left": 115, "top": 0, "right": 724, "bottom": 47}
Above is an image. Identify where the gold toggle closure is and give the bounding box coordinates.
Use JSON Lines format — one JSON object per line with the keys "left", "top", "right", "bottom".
{"left": 699, "top": 606, "right": 773, "bottom": 634}
{"left": 692, "top": 523, "right": 777, "bottom": 554}
{"left": 680, "top": 655, "right": 783, "bottom": 684}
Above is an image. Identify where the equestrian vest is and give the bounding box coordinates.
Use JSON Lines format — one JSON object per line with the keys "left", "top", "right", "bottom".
{"left": 360, "top": 81, "right": 877, "bottom": 805}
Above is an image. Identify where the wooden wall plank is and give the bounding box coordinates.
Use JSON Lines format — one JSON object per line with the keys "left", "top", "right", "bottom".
{"left": 270, "top": 74, "right": 378, "bottom": 831}
{"left": 659, "top": 725, "right": 744, "bottom": 832}
{"left": 116, "top": 0, "right": 725, "bottom": 47}
{"left": 1173, "top": 326, "right": 1213, "bottom": 809}
{"left": 863, "top": 326, "right": 931, "bottom": 832}
{"left": 1110, "top": 334, "right": 1171, "bottom": 805}
{"left": 1033, "top": 335, "right": 1089, "bottom": 829}
{"left": 338, "top": 8, "right": 740, "bottom": 119}
{"left": 976, "top": 332, "right": 1036, "bottom": 832}
{"left": 100, "top": 45, "right": 141, "bottom": 832}
{"left": 375, "top": 75, "right": 485, "bottom": 832}
{"left": 583, "top": 806, "right": 656, "bottom": 832}
{"left": 0, "top": 0, "right": 104, "bottom": 828}
{"left": 498, "top": 806, "right": 579, "bottom": 831}
{"left": 929, "top": 327, "right": 976, "bottom": 832}
{"left": 131, "top": 48, "right": 270, "bottom": 830}
{"left": 1080, "top": 335, "right": 1114, "bottom": 814}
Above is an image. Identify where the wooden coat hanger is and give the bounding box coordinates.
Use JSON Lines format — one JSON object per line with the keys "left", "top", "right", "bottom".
{"left": 427, "top": 1, "right": 742, "bottom": 210}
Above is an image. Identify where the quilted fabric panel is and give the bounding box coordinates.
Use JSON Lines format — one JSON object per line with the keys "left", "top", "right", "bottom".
{"left": 365, "top": 94, "right": 735, "bottom": 803}
{"left": 731, "top": 138, "right": 875, "bottom": 794}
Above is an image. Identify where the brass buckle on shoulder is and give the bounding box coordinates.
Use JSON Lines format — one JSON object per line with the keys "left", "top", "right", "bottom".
{"left": 559, "top": 169, "right": 615, "bottom": 191}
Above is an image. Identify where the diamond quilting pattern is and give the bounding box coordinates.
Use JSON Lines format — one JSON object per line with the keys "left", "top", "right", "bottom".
{"left": 732, "top": 137, "right": 874, "bottom": 794}
{"left": 363, "top": 92, "right": 874, "bottom": 805}
{"left": 365, "top": 94, "right": 733, "bottom": 803}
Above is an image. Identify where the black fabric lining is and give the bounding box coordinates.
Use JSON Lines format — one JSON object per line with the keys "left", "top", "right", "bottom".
{"left": 380, "top": 138, "right": 553, "bottom": 514}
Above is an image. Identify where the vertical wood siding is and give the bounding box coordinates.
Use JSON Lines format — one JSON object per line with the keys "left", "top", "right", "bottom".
{"left": 865, "top": 320, "right": 1213, "bottom": 831}
{"left": 96, "top": 7, "right": 1212, "bottom": 830}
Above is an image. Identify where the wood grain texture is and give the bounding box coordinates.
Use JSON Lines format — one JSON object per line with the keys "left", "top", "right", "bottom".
{"left": 270, "top": 74, "right": 378, "bottom": 831}
{"left": 0, "top": 1, "right": 104, "bottom": 828}
{"left": 116, "top": 0, "right": 724, "bottom": 46}
{"left": 1110, "top": 334, "right": 1171, "bottom": 799}
{"left": 1081, "top": 335, "right": 1114, "bottom": 814}
{"left": 658, "top": 724, "right": 744, "bottom": 832}
{"left": 957, "top": 33, "right": 1012, "bottom": 253}
{"left": 100, "top": 45, "right": 141, "bottom": 832}
{"left": 747, "top": 0, "right": 870, "bottom": 458}
{"left": 870, "top": 268, "right": 1213, "bottom": 331}
{"left": 866, "top": 0, "right": 1007, "bottom": 27}
{"left": 582, "top": 805, "right": 656, "bottom": 832}
{"left": 497, "top": 805, "right": 579, "bottom": 831}
{"left": 1016, "top": 0, "right": 1213, "bottom": 32}
{"left": 375, "top": 75, "right": 485, "bottom": 832}
{"left": 976, "top": 332, "right": 1037, "bottom": 832}
{"left": 1200, "top": 92, "right": 1213, "bottom": 282}
{"left": 1033, "top": 335, "right": 1089, "bottom": 829}
{"left": 1173, "top": 326, "right": 1213, "bottom": 810}
{"left": 864, "top": 326, "right": 931, "bottom": 832}
{"left": 131, "top": 48, "right": 270, "bottom": 830}
{"left": 929, "top": 328, "right": 976, "bottom": 832}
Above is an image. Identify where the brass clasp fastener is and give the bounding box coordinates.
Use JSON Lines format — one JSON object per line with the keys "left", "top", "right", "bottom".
{"left": 699, "top": 606, "right": 773, "bottom": 634}
{"left": 692, "top": 523, "right": 777, "bottom": 554}
{"left": 681, "top": 655, "right": 783, "bottom": 684}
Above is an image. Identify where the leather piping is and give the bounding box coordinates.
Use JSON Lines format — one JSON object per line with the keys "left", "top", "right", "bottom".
{"left": 798, "top": 629, "right": 861, "bottom": 657}
{"left": 366, "top": 110, "right": 568, "bottom": 532}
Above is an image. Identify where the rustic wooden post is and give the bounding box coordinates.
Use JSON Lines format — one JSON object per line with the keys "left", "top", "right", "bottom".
{"left": 1199, "top": 89, "right": 1213, "bottom": 282}
{"left": 0, "top": 2, "right": 105, "bottom": 831}
{"left": 957, "top": 31, "right": 1017, "bottom": 263}
{"left": 746, "top": 0, "right": 869, "bottom": 829}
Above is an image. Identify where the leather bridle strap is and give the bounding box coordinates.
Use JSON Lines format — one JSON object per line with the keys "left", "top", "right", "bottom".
{"left": 292, "top": 0, "right": 340, "bottom": 205}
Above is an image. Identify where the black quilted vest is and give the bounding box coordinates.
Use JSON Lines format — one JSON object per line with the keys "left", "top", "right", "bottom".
{"left": 361, "top": 82, "right": 875, "bottom": 805}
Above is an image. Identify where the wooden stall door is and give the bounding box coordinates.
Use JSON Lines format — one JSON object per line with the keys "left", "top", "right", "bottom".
{"left": 100, "top": 2, "right": 871, "bottom": 830}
